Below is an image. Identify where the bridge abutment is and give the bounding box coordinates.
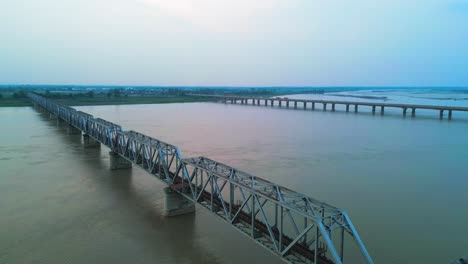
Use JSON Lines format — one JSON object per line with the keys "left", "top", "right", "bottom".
{"left": 109, "top": 151, "right": 132, "bottom": 170}
{"left": 163, "top": 187, "right": 195, "bottom": 216}
{"left": 83, "top": 134, "right": 100, "bottom": 148}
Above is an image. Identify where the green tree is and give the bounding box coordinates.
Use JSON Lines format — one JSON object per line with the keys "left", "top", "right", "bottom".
{"left": 112, "top": 89, "right": 121, "bottom": 98}
{"left": 86, "top": 91, "right": 95, "bottom": 98}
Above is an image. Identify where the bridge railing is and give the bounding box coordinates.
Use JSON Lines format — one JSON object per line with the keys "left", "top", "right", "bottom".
{"left": 27, "top": 92, "right": 373, "bottom": 264}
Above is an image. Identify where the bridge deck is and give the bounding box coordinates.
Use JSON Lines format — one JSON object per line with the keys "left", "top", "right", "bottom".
{"left": 188, "top": 93, "right": 468, "bottom": 119}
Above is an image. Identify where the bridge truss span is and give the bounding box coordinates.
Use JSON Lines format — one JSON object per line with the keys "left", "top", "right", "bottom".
{"left": 177, "top": 157, "right": 373, "bottom": 264}
{"left": 27, "top": 92, "right": 373, "bottom": 264}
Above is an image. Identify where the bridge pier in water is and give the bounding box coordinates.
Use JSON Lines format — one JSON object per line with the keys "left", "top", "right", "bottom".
{"left": 163, "top": 187, "right": 195, "bottom": 216}
{"left": 82, "top": 134, "right": 100, "bottom": 148}
{"left": 109, "top": 151, "right": 132, "bottom": 170}
{"left": 67, "top": 124, "right": 81, "bottom": 135}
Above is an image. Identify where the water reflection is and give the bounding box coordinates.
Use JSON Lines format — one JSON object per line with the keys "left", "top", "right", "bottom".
{"left": 33, "top": 106, "right": 223, "bottom": 264}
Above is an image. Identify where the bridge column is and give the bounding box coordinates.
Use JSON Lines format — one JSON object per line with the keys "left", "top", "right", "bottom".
{"left": 257, "top": 99, "right": 260, "bottom": 105}
{"left": 323, "top": 103, "right": 327, "bottom": 111}
{"left": 412, "top": 108, "right": 416, "bottom": 117}
{"left": 372, "top": 106, "right": 376, "bottom": 114}
{"left": 270, "top": 100, "right": 274, "bottom": 107}
{"left": 286, "top": 101, "right": 290, "bottom": 108}
{"left": 381, "top": 106, "right": 385, "bottom": 115}
{"left": 448, "top": 110, "right": 453, "bottom": 120}
{"left": 163, "top": 187, "right": 195, "bottom": 216}
{"left": 279, "top": 100, "right": 282, "bottom": 107}
{"left": 83, "top": 134, "right": 100, "bottom": 148}
{"left": 346, "top": 104, "right": 350, "bottom": 112}
{"left": 403, "top": 108, "right": 407, "bottom": 117}
{"left": 67, "top": 124, "right": 81, "bottom": 135}
{"left": 354, "top": 104, "right": 358, "bottom": 113}
{"left": 332, "top": 104, "right": 335, "bottom": 112}
{"left": 439, "top": 110, "right": 444, "bottom": 120}
{"left": 109, "top": 151, "right": 132, "bottom": 170}
{"left": 264, "top": 99, "right": 267, "bottom": 106}
{"left": 312, "top": 102, "right": 315, "bottom": 110}
{"left": 303, "top": 102, "right": 307, "bottom": 110}
{"left": 294, "top": 101, "right": 297, "bottom": 109}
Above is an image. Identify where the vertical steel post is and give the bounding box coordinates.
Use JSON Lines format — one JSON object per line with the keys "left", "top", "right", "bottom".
{"left": 251, "top": 193, "right": 256, "bottom": 238}
{"left": 340, "top": 226, "right": 345, "bottom": 261}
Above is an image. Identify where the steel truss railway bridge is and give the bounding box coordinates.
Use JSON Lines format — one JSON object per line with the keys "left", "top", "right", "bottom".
{"left": 28, "top": 93, "right": 374, "bottom": 264}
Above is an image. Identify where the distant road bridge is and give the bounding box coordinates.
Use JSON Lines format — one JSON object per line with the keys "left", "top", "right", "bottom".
{"left": 28, "top": 93, "right": 374, "bottom": 264}
{"left": 188, "top": 94, "right": 468, "bottom": 120}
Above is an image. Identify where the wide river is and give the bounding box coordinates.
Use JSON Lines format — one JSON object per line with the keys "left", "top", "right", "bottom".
{"left": 1, "top": 89, "right": 467, "bottom": 264}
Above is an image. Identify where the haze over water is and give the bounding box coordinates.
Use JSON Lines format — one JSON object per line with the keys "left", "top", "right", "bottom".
{"left": 1, "top": 89, "right": 468, "bottom": 264}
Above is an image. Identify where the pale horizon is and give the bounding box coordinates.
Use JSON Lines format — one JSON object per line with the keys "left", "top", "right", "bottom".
{"left": 2, "top": 0, "right": 468, "bottom": 86}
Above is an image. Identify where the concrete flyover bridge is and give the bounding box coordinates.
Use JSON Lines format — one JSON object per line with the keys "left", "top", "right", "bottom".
{"left": 188, "top": 93, "right": 468, "bottom": 120}
{"left": 28, "top": 93, "right": 374, "bottom": 264}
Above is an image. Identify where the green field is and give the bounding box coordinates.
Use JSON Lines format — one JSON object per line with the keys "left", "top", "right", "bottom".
{"left": 0, "top": 94, "right": 217, "bottom": 107}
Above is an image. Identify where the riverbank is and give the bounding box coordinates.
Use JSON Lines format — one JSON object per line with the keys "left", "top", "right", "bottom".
{"left": 0, "top": 95, "right": 217, "bottom": 107}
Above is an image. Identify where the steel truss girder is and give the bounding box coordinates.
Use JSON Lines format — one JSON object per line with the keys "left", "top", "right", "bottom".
{"left": 27, "top": 93, "right": 373, "bottom": 264}
{"left": 178, "top": 157, "right": 373, "bottom": 264}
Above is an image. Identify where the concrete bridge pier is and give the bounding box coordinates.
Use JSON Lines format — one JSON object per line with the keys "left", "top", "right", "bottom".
{"left": 354, "top": 105, "right": 358, "bottom": 113}
{"left": 264, "top": 99, "right": 268, "bottom": 106}
{"left": 279, "top": 101, "right": 282, "bottom": 107}
{"left": 403, "top": 108, "right": 408, "bottom": 117}
{"left": 270, "top": 100, "right": 274, "bottom": 107}
{"left": 439, "top": 110, "right": 444, "bottom": 119}
{"left": 448, "top": 110, "right": 453, "bottom": 120}
{"left": 372, "top": 106, "right": 376, "bottom": 115}
{"left": 163, "top": 187, "right": 195, "bottom": 216}
{"left": 303, "top": 102, "right": 307, "bottom": 110}
{"left": 412, "top": 108, "right": 416, "bottom": 117}
{"left": 257, "top": 99, "right": 260, "bottom": 105}
{"left": 312, "top": 102, "right": 315, "bottom": 110}
{"left": 109, "top": 151, "right": 132, "bottom": 170}
{"left": 346, "top": 104, "right": 350, "bottom": 112}
{"left": 294, "top": 101, "right": 297, "bottom": 109}
{"left": 331, "top": 104, "right": 335, "bottom": 112}
{"left": 67, "top": 124, "right": 81, "bottom": 135}
{"left": 83, "top": 134, "right": 100, "bottom": 148}
{"left": 323, "top": 103, "right": 327, "bottom": 111}
{"left": 286, "top": 101, "right": 290, "bottom": 108}
{"left": 381, "top": 106, "right": 385, "bottom": 115}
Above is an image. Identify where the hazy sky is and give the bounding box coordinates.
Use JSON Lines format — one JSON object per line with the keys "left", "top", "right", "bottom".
{"left": 1, "top": 0, "right": 468, "bottom": 86}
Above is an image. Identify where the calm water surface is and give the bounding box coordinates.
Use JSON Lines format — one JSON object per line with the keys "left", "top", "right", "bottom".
{"left": 1, "top": 90, "right": 467, "bottom": 264}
